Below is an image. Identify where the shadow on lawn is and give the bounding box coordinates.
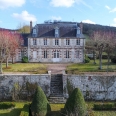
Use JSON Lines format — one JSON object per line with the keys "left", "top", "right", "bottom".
{"left": 0, "top": 108, "right": 22, "bottom": 116}
{"left": 50, "top": 111, "right": 61, "bottom": 116}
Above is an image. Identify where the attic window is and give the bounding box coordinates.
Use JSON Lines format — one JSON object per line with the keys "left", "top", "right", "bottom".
{"left": 33, "top": 28, "right": 36, "bottom": 34}
{"left": 55, "top": 27, "right": 59, "bottom": 38}
{"left": 77, "top": 27, "right": 80, "bottom": 35}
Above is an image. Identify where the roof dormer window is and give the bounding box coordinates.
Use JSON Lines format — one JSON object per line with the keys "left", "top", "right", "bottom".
{"left": 77, "top": 27, "right": 80, "bottom": 35}
{"left": 55, "top": 27, "right": 59, "bottom": 38}
{"left": 33, "top": 28, "right": 37, "bottom": 37}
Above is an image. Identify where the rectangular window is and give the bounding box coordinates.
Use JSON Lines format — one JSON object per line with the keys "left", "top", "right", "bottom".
{"left": 76, "top": 51, "right": 80, "bottom": 58}
{"left": 44, "top": 38, "right": 47, "bottom": 45}
{"left": 66, "top": 39, "right": 70, "bottom": 45}
{"left": 76, "top": 39, "right": 80, "bottom": 45}
{"left": 44, "top": 50, "right": 47, "bottom": 58}
{"left": 55, "top": 39, "right": 59, "bottom": 45}
{"left": 33, "top": 39, "right": 37, "bottom": 45}
{"left": 66, "top": 50, "right": 69, "bottom": 58}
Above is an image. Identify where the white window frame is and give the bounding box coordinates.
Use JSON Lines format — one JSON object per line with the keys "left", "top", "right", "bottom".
{"left": 76, "top": 39, "right": 80, "bottom": 45}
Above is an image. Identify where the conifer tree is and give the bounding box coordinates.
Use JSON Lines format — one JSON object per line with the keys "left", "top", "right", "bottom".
{"left": 64, "top": 88, "right": 87, "bottom": 116}
{"left": 31, "top": 86, "right": 51, "bottom": 116}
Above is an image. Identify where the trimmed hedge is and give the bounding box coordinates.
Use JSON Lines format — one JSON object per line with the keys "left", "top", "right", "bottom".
{"left": 0, "top": 102, "right": 15, "bottom": 109}
{"left": 31, "top": 86, "right": 51, "bottom": 116}
{"left": 111, "top": 56, "right": 116, "bottom": 63}
{"left": 63, "top": 88, "right": 87, "bottom": 116}
{"left": 94, "top": 103, "right": 114, "bottom": 110}
{"left": 20, "top": 104, "right": 29, "bottom": 116}
{"left": 22, "top": 56, "right": 28, "bottom": 63}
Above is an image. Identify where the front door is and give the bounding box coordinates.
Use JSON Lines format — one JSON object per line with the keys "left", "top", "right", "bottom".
{"left": 33, "top": 51, "right": 37, "bottom": 59}
{"left": 53, "top": 50, "right": 60, "bottom": 62}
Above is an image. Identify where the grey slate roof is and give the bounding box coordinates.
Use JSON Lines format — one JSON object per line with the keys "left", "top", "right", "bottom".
{"left": 21, "top": 33, "right": 29, "bottom": 46}
{"left": 32, "top": 22, "right": 84, "bottom": 38}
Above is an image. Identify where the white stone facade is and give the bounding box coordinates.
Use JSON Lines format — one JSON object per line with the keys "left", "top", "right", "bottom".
{"left": 28, "top": 37, "right": 85, "bottom": 63}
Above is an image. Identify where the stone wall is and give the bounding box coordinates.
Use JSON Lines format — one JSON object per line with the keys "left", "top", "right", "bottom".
{"left": 63, "top": 74, "right": 116, "bottom": 100}
{"left": 1, "top": 74, "right": 116, "bottom": 101}
{"left": 0, "top": 74, "right": 51, "bottom": 100}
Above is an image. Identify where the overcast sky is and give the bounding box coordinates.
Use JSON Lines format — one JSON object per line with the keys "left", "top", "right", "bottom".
{"left": 0, "top": 0, "right": 116, "bottom": 29}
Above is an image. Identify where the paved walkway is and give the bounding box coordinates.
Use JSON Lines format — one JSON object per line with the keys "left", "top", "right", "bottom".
{"left": 45, "top": 63, "right": 70, "bottom": 74}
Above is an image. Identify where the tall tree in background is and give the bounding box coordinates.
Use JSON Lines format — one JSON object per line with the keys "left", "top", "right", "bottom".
{"left": 90, "top": 31, "right": 115, "bottom": 70}
{"left": 17, "top": 23, "right": 30, "bottom": 33}
{"left": 0, "top": 29, "right": 22, "bottom": 73}
{"left": 104, "top": 31, "right": 116, "bottom": 71}
{"left": 0, "top": 29, "right": 10, "bottom": 73}
{"left": 10, "top": 32, "right": 22, "bottom": 64}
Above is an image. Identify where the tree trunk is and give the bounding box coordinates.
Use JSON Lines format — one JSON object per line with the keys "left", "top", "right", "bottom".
{"left": 99, "top": 52, "right": 102, "bottom": 70}
{"left": 6, "top": 57, "right": 9, "bottom": 68}
{"left": 0, "top": 61, "right": 3, "bottom": 74}
{"left": 12, "top": 57, "right": 14, "bottom": 64}
{"left": 107, "top": 53, "right": 110, "bottom": 72}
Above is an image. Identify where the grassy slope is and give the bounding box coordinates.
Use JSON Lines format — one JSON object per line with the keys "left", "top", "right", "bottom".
{"left": 66, "top": 59, "right": 116, "bottom": 73}
{"left": 2, "top": 63, "right": 47, "bottom": 74}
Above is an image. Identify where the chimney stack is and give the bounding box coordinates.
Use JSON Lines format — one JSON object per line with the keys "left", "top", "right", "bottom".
{"left": 80, "top": 22, "right": 83, "bottom": 34}
{"left": 30, "top": 21, "right": 32, "bottom": 33}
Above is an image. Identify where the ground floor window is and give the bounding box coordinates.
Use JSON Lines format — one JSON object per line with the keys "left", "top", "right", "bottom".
{"left": 44, "top": 50, "right": 47, "bottom": 58}
{"left": 53, "top": 50, "right": 60, "bottom": 58}
{"left": 66, "top": 50, "right": 70, "bottom": 58}
{"left": 75, "top": 50, "right": 80, "bottom": 58}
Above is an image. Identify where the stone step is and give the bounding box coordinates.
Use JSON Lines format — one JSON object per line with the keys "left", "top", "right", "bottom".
{"left": 48, "top": 96, "right": 66, "bottom": 103}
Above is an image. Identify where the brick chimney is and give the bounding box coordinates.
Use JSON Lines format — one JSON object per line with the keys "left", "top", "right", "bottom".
{"left": 30, "top": 21, "right": 32, "bottom": 33}
{"left": 80, "top": 22, "right": 83, "bottom": 34}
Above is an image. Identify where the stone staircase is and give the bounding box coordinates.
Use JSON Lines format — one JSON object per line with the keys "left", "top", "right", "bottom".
{"left": 48, "top": 74, "right": 66, "bottom": 103}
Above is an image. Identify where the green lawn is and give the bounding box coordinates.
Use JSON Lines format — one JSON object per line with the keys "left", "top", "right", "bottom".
{"left": 2, "top": 63, "right": 47, "bottom": 74}
{"left": 0, "top": 102, "right": 26, "bottom": 116}
{"left": 66, "top": 59, "right": 116, "bottom": 74}
{"left": 0, "top": 102, "right": 116, "bottom": 116}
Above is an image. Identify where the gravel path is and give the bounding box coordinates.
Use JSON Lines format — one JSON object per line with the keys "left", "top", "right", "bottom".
{"left": 45, "top": 63, "right": 70, "bottom": 74}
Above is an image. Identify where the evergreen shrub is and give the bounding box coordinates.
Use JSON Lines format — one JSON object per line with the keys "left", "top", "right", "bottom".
{"left": 22, "top": 56, "right": 28, "bottom": 63}
{"left": 111, "top": 56, "right": 116, "bottom": 63}
{"left": 31, "top": 86, "right": 51, "bottom": 116}
{"left": 94, "top": 103, "right": 114, "bottom": 110}
{"left": 85, "top": 55, "right": 90, "bottom": 63}
{"left": 63, "top": 88, "right": 87, "bottom": 116}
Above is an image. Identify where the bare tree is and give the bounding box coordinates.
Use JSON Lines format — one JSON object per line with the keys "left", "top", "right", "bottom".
{"left": 0, "top": 29, "right": 22, "bottom": 73}
{"left": 90, "top": 31, "right": 114, "bottom": 70}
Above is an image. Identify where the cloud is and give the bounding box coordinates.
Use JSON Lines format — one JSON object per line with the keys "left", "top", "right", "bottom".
{"left": 51, "top": 16, "right": 62, "bottom": 21}
{"left": 12, "top": 11, "right": 37, "bottom": 22}
{"left": 0, "top": 0, "right": 25, "bottom": 9}
{"left": 50, "top": 0, "right": 92, "bottom": 9}
{"left": 105, "top": 5, "right": 110, "bottom": 10}
{"left": 110, "top": 7, "right": 116, "bottom": 13}
{"left": 82, "top": 19, "right": 95, "bottom": 24}
{"left": 50, "top": 0, "right": 75, "bottom": 7}
{"left": 110, "top": 18, "right": 116, "bottom": 27}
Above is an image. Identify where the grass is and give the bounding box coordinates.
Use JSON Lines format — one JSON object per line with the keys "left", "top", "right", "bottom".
{"left": 2, "top": 63, "right": 47, "bottom": 74}
{"left": 0, "top": 102, "right": 26, "bottom": 116}
{"left": 0, "top": 102, "right": 116, "bottom": 116}
{"left": 66, "top": 59, "right": 116, "bottom": 74}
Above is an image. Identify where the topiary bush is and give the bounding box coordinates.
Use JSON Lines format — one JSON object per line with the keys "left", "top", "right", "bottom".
{"left": 22, "top": 56, "right": 28, "bottom": 63}
{"left": 63, "top": 88, "right": 87, "bottom": 116}
{"left": 30, "top": 86, "right": 51, "bottom": 116}
{"left": 85, "top": 55, "right": 90, "bottom": 63}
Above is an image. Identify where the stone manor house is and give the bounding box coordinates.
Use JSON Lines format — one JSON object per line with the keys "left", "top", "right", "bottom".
{"left": 17, "top": 21, "right": 85, "bottom": 63}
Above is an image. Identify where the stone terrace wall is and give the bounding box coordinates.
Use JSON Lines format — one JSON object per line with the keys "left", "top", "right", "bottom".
{"left": 63, "top": 75, "right": 116, "bottom": 100}
{"left": 0, "top": 74, "right": 51, "bottom": 100}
